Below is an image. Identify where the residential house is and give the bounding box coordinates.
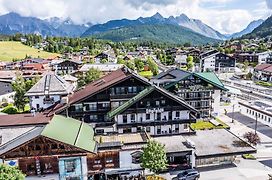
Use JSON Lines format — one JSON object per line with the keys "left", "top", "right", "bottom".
{"left": 200, "top": 52, "right": 236, "bottom": 72}
{"left": 254, "top": 64, "right": 272, "bottom": 82}
{"left": 52, "top": 59, "right": 82, "bottom": 75}
{"left": 95, "top": 51, "right": 116, "bottom": 63}
{"left": 234, "top": 53, "right": 259, "bottom": 64}
{"left": 107, "top": 85, "right": 198, "bottom": 135}
{"left": 256, "top": 51, "right": 272, "bottom": 64}
{"left": 25, "top": 72, "right": 74, "bottom": 111}
{"left": 0, "top": 79, "right": 14, "bottom": 103}
{"left": 51, "top": 67, "right": 197, "bottom": 135}
{"left": 151, "top": 68, "right": 227, "bottom": 118}
{"left": 79, "top": 63, "right": 124, "bottom": 75}
{"left": 266, "top": 53, "right": 272, "bottom": 64}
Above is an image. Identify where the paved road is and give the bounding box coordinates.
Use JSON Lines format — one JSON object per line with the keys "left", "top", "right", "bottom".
{"left": 227, "top": 112, "right": 272, "bottom": 139}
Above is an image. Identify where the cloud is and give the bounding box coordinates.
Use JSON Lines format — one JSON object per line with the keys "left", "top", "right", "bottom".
{"left": 126, "top": 0, "right": 178, "bottom": 8}
{"left": 0, "top": 0, "right": 269, "bottom": 34}
{"left": 266, "top": 0, "right": 272, "bottom": 9}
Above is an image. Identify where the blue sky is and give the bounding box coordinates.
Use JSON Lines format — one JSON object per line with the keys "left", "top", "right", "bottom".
{"left": 0, "top": 0, "right": 271, "bottom": 34}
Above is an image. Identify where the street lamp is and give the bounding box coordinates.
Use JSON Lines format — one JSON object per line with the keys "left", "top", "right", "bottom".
{"left": 255, "top": 113, "right": 258, "bottom": 135}
{"left": 231, "top": 104, "right": 235, "bottom": 123}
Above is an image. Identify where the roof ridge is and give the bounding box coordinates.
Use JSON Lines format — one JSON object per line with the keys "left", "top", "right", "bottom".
{"left": 74, "top": 121, "right": 84, "bottom": 146}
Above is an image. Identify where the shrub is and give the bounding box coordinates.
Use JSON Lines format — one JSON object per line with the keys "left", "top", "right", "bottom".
{"left": 242, "top": 154, "right": 256, "bottom": 160}
{"left": 1, "top": 106, "right": 18, "bottom": 114}
{"left": 0, "top": 164, "right": 25, "bottom": 179}
{"left": 243, "top": 132, "right": 260, "bottom": 145}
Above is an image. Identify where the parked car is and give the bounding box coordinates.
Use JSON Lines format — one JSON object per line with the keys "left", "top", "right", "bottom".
{"left": 176, "top": 169, "right": 200, "bottom": 180}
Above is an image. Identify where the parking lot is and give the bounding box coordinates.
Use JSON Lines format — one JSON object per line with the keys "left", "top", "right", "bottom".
{"left": 160, "top": 157, "right": 272, "bottom": 180}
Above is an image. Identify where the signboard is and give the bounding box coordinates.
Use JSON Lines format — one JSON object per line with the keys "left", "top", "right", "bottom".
{"left": 146, "top": 108, "right": 164, "bottom": 114}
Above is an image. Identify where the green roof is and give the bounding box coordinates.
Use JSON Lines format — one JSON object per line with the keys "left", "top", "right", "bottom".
{"left": 41, "top": 115, "right": 96, "bottom": 153}
{"left": 193, "top": 72, "right": 228, "bottom": 91}
{"left": 108, "top": 86, "right": 155, "bottom": 119}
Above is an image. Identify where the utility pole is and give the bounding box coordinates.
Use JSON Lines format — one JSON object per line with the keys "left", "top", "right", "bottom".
{"left": 231, "top": 104, "right": 235, "bottom": 123}
{"left": 255, "top": 113, "right": 258, "bottom": 135}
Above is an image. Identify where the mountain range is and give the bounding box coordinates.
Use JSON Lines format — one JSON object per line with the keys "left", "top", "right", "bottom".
{"left": 0, "top": 12, "right": 91, "bottom": 37}
{"left": 242, "top": 16, "right": 272, "bottom": 39}
{"left": 0, "top": 12, "right": 266, "bottom": 43}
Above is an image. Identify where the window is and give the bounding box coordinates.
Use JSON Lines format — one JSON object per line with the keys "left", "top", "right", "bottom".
{"left": 146, "top": 126, "right": 150, "bottom": 132}
{"left": 106, "top": 158, "right": 113, "bottom": 164}
{"left": 146, "top": 114, "right": 150, "bottom": 120}
{"left": 35, "top": 96, "right": 39, "bottom": 99}
{"left": 157, "top": 113, "right": 161, "bottom": 121}
{"left": 90, "top": 115, "right": 98, "bottom": 121}
{"left": 65, "top": 159, "right": 77, "bottom": 173}
{"left": 89, "top": 103, "right": 97, "bottom": 111}
{"left": 128, "top": 87, "right": 133, "bottom": 93}
{"left": 175, "top": 124, "right": 179, "bottom": 132}
{"left": 176, "top": 111, "right": 180, "bottom": 118}
{"left": 123, "top": 115, "right": 127, "bottom": 123}
{"left": 146, "top": 101, "right": 150, "bottom": 107}
{"left": 96, "top": 129, "right": 104, "bottom": 134}
{"left": 131, "top": 151, "right": 142, "bottom": 164}
{"left": 133, "top": 86, "right": 137, "bottom": 93}
{"left": 161, "top": 100, "right": 166, "bottom": 105}
{"left": 131, "top": 114, "right": 135, "bottom": 122}
{"left": 120, "top": 87, "right": 126, "bottom": 94}
{"left": 184, "top": 124, "right": 188, "bottom": 129}
{"left": 74, "top": 104, "right": 83, "bottom": 112}
{"left": 156, "top": 101, "right": 160, "bottom": 106}
{"left": 157, "top": 126, "right": 161, "bottom": 134}
{"left": 94, "top": 159, "right": 101, "bottom": 164}
{"left": 102, "top": 102, "right": 110, "bottom": 108}
{"left": 116, "top": 87, "right": 121, "bottom": 94}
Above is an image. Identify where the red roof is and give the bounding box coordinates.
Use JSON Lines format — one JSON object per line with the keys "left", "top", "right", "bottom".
{"left": 255, "top": 64, "right": 272, "bottom": 71}
{"left": 69, "top": 68, "right": 129, "bottom": 104}
{"left": 264, "top": 65, "right": 272, "bottom": 73}
{"left": 0, "top": 113, "right": 52, "bottom": 127}
{"left": 22, "top": 63, "right": 45, "bottom": 71}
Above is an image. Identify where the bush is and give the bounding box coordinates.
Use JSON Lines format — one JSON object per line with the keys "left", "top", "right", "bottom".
{"left": 1, "top": 106, "right": 18, "bottom": 114}
{"left": 0, "top": 164, "right": 25, "bottom": 179}
{"left": 243, "top": 132, "right": 260, "bottom": 145}
{"left": 242, "top": 154, "right": 256, "bottom": 160}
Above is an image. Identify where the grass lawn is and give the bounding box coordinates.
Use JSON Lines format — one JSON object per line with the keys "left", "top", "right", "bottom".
{"left": 190, "top": 118, "right": 230, "bottom": 130}
{"left": 242, "top": 154, "right": 256, "bottom": 160}
{"left": 215, "top": 117, "right": 230, "bottom": 129}
{"left": 256, "top": 81, "right": 272, "bottom": 87}
{"left": 190, "top": 120, "right": 215, "bottom": 130}
{"left": 139, "top": 70, "right": 153, "bottom": 78}
{"left": 0, "top": 41, "right": 59, "bottom": 62}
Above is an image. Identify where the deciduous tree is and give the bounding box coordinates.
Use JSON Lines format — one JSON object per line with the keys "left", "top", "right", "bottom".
{"left": 78, "top": 68, "right": 102, "bottom": 88}
{"left": 141, "top": 140, "right": 168, "bottom": 174}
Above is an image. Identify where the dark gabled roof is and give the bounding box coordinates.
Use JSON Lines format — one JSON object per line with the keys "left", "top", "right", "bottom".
{"left": 107, "top": 85, "right": 197, "bottom": 119}
{"left": 154, "top": 68, "right": 227, "bottom": 91}
{"left": 154, "top": 68, "right": 191, "bottom": 82}
{"left": 51, "top": 67, "right": 151, "bottom": 114}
